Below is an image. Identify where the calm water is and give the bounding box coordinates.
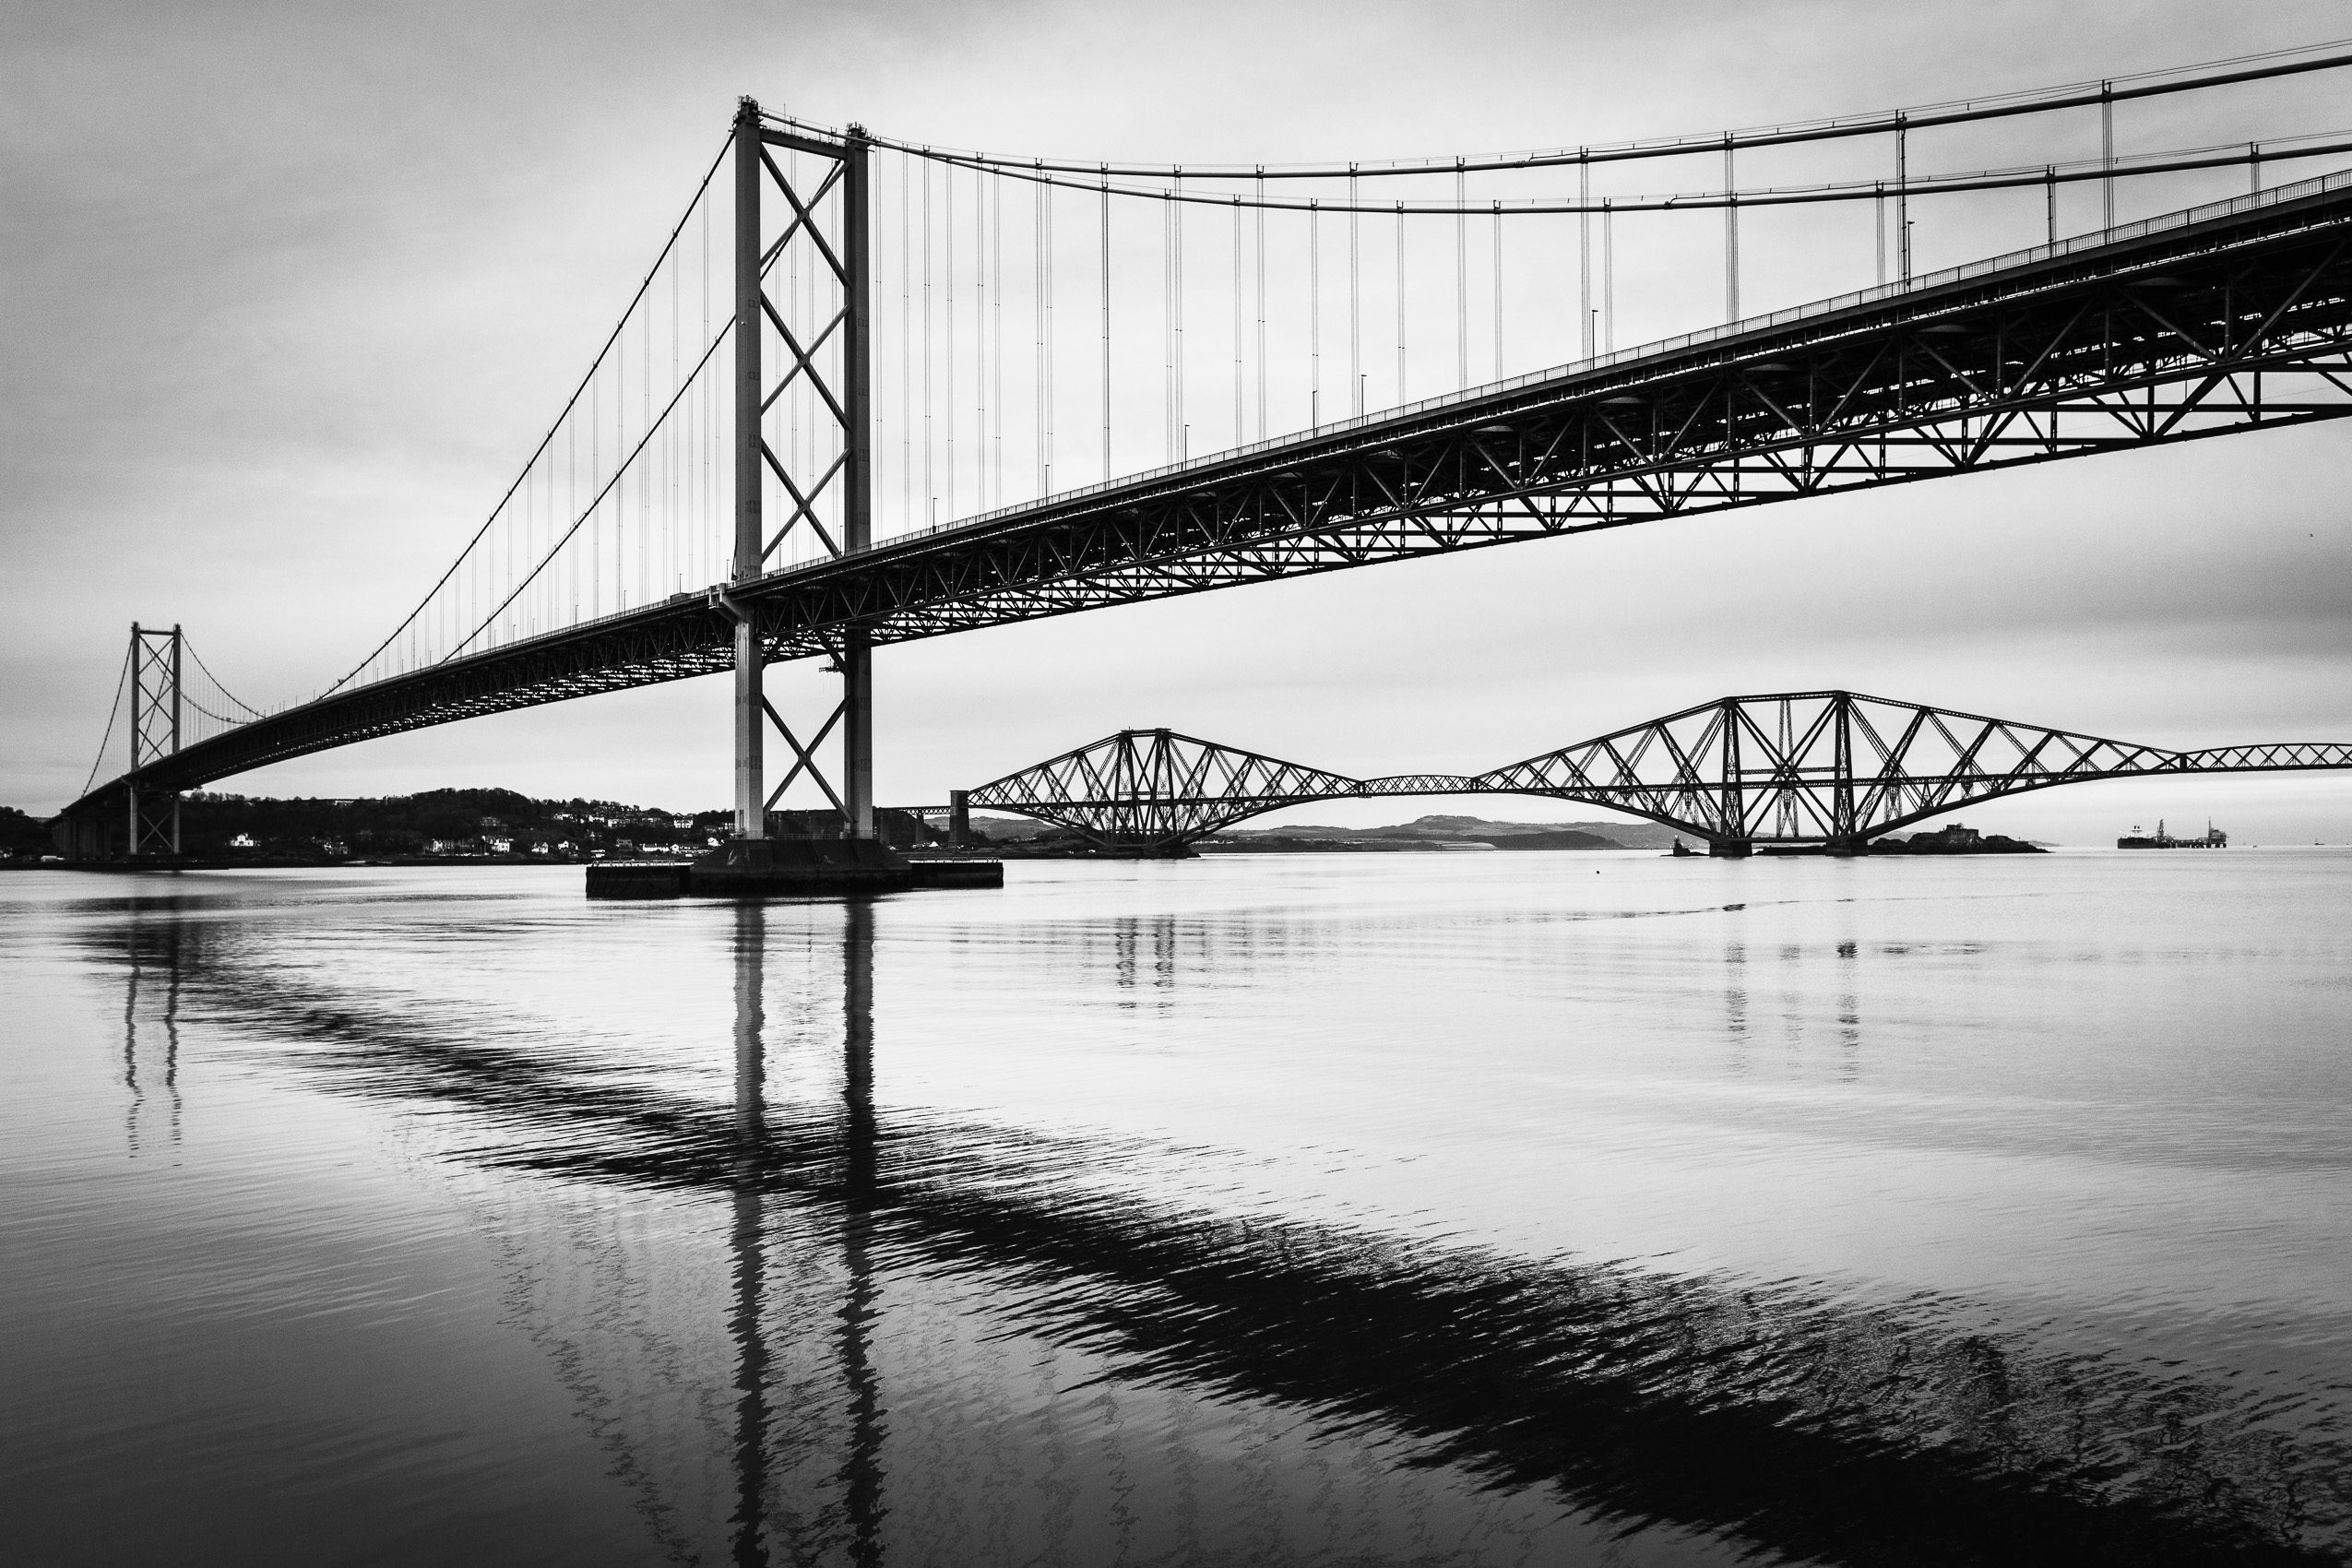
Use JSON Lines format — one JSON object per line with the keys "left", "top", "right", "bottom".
{"left": 4, "top": 850, "right": 2349, "bottom": 1566}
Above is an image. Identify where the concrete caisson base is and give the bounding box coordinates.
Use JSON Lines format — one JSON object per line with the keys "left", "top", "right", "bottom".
{"left": 587, "top": 838, "right": 1004, "bottom": 899}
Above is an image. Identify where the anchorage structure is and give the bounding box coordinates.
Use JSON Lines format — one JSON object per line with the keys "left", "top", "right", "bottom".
{"left": 957, "top": 691, "right": 2352, "bottom": 854}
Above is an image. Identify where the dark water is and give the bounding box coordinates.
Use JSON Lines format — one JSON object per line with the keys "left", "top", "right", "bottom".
{"left": 4, "top": 851, "right": 2348, "bottom": 1566}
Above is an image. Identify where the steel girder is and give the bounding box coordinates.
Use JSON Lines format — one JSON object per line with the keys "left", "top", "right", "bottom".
{"left": 960, "top": 691, "right": 2352, "bottom": 853}
{"left": 64, "top": 175, "right": 2352, "bottom": 820}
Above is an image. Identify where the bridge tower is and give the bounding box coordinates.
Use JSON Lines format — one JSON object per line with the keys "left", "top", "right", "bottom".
{"left": 126, "top": 623, "right": 183, "bottom": 858}
{"left": 1712, "top": 697, "right": 1750, "bottom": 858}
{"left": 729, "top": 98, "right": 873, "bottom": 844}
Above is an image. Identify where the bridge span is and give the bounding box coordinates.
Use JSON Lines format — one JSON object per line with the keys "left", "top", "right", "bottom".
{"left": 946, "top": 691, "right": 2352, "bottom": 856}
{"left": 54, "top": 87, "right": 2352, "bottom": 857}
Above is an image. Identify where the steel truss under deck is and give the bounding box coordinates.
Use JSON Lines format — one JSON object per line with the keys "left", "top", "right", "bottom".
{"left": 64, "top": 172, "right": 2352, "bottom": 820}
{"left": 957, "top": 692, "right": 2352, "bottom": 854}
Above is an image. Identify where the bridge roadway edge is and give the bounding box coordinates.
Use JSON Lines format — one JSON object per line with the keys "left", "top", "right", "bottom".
{"left": 62, "top": 173, "right": 2352, "bottom": 822}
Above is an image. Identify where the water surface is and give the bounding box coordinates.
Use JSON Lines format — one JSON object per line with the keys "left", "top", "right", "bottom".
{"left": 5, "top": 851, "right": 2348, "bottom": 1564}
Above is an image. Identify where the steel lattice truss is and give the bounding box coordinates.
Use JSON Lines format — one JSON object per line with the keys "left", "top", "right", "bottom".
{"left": 964, "top": 691, "right": 2352, "bottom": 852}
{"left": 966, "top": 730, "right": 1360, "bottom": 848}
{"left": 65, "top": 174, "right": 2352, "bottom": 819}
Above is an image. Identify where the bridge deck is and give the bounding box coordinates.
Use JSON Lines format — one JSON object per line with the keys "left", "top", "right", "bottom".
{"left": 69, "top": 169, "right": 2352, "bottom": 815}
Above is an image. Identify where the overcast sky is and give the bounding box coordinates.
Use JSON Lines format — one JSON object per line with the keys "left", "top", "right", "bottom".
{"left": 9, "top": 0, "right": 2352, "bottom": 843}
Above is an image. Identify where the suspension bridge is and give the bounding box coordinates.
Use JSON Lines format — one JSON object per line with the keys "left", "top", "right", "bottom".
{"left": 55, "top": 45, "right": 2352, "bottom": 863}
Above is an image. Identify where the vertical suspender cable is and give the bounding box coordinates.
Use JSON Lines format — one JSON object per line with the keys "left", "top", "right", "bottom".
{"left": 975, "top": 165, "right": 987, "bottom": 513}
{"left": 1032, "top": 167, "right": 1045, "bottom": 495}
{"left": 1896, "top": 114, "right": 1911, "bottom": 283}
{"left": 1042, "top": 165, "right": 1055, "bottom": 493}
{"left": 1491, "top": 199, "right": 1502, "bottom": 380}
{"left": 568, "top": 403, "right": 578, "bottom": 622}
{"left": 583, "top": 366, "right": 592, "bottom": 611}
{"left": 1875, "top": 181, "right": 1886, "bottom": 285}
{"left": 616, "top": 283, "right": 627, "bottom": 589}
{"left": 1162, "top": 184, "right": 1175, "bottom": 461}
{"left": 669, "top": 238, "right": 680, "bottom": 592}
{"left": 1579, "top": 154, "right": 1593, "bottom": 359}
{"left": 1395, "top": 202, "right": 1407, "bottom": 403}
{"left": 1172, "top": 173, "right": 1185, "bottom": 459}
{"left": 945, "top": 163, "right": 956, "bottom": 520}
{"left": 1099, "top": 166, "right": 1111, "bottom": 482}
{"left": 1455, "top": 161, "right": 1467, "bottom": 388}
{"left": 899, "top": 153, "right": 911, "bottom": 531}
{"left": 1348, "top": 168, "right": 1362, "bottom": 416}
{"left": 992, "top": 172, "right": 1004, "bottom": 505}
{"left": 1602, "top": 197, "right": 1614, "bottom": 353}
{"left": 1309, "top": 198, "right": 1321, "bottom": 425}
{"left": 642, "top": 251, "right": 652, "bottom": 602}
{"left": 1254, "top": 169, "right": 1266, "bottom": 439}
{"left": 922, "top": 156, "right": 933, "bottom": 524}
{"left": 1723, "top": 137, "right": 1739, "bottom": 322}
{"left": 2100, "top": 80, "right": 2115, "bottom": 228}
{"left": 1232, "top": 196, "right": 1245, "bottom": 446}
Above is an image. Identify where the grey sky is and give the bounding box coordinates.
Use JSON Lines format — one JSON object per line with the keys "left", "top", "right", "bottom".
{"left": 8, "top": 0, "right": 2352, "bottom": 843}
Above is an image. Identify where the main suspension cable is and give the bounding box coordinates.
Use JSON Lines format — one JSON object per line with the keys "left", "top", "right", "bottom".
{"left": 896, "top": 126, "right": 2352, "bottom": 216}
{"left": 183, "top": 639, "right": 265, "bottom": 719}
{"left": 78, "top": 641, "right": 133, "bottom": 798}
{"left": 326, "top": 132, "right": 731, "bottom": 697}
{"left": 767, "top": 40, "right": 2352, "bottom": 180}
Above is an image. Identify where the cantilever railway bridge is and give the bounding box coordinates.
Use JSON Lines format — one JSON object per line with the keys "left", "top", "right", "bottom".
{"left": 57, "top": 57, "right": 2352, "bottom": 854}
{"left": 947, "top": 691, "right": 2352, "bottom": 855}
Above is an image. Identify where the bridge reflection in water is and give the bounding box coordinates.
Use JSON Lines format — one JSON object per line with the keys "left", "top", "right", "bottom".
{"left": 100, "top": 889, "right": 2352, "bottom": 1567}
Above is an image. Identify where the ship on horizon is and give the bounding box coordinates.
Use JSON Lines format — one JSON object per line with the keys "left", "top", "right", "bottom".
{"left": 2118, "top": 818, "right": 2227, "bottom": 849}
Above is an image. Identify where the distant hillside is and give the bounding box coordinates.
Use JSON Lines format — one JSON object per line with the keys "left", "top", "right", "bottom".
{"left": 0, "top": 806, "right": 51, "bottom": 857}
{"left": 13, "top": 790, "right": 946, "bottom": 861}
{"left": 1473, "top": 828, "right": 1624, "bottom": 850}
{"left": 1229, "top": 814, "right": 1681, "bottom": 849}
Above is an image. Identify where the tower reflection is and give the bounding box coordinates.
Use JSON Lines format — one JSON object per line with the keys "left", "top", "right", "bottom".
{"left": 121, "top": 899, "right": 185, "bottom": 1158}
{"left": 729, "top": 901, "right": 771, "bottom": 1566}
{"left": 729, "top": 897, "right": 884, "bottom": 1567}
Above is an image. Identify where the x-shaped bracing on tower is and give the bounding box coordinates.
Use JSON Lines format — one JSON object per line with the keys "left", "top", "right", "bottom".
{"left": 727, "top": 98, "right": 875, "bottom": 839}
